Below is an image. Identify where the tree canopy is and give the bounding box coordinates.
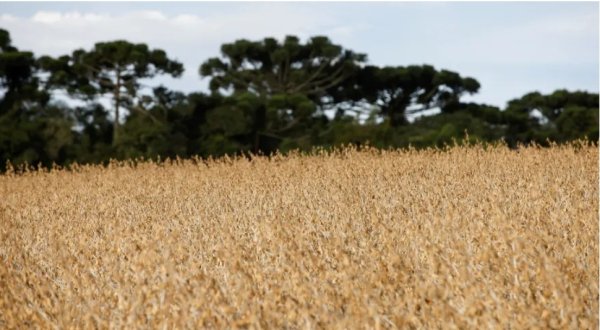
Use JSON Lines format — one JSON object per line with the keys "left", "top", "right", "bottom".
{"left": 334, "top": 65, "right": 481, "bottom": 126}
{"left": 0, "top": 29, "right": 597, "bottom": 170}
{"left": 39, "top": 40, "right": 184, "bottom": 144}
{"left": 200, "top": 35, "right": 366, "bottom": 98}
{"left": 0, "top": 29, "right": 73, "bottom": 169}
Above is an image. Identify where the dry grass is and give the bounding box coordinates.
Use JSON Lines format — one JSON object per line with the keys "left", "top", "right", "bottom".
{"left": 0, "top": 143, "right": 598, "bottom": 329}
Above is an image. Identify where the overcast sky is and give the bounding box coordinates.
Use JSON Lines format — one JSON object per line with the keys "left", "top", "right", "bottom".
{"left": 1, "top": 2, "right": 598, "bottom": 108}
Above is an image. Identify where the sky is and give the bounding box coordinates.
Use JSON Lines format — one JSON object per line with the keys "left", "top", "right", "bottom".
{"left": 0, "top": 2, "right": 598, "bottom": 108}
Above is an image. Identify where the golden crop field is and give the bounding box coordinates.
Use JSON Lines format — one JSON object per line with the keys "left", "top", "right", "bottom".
{"left": 0, "top": 143, "right": 598, "bottom": 329}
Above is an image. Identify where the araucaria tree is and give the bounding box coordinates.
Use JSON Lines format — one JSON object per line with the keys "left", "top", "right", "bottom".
{"left": 199, "top": 35, "right": 367, "bottom": 151}
{"left": 333, "top": 65, "right": 481, "bottom": 126}
{"left": 39, "top": 41, "right": 184, "bottom": 144}
{"left": 0, "top": 29, "right": 74, "bottom": 169}
{"left": 200, "top": 35, "right": 366, "bottom": 98}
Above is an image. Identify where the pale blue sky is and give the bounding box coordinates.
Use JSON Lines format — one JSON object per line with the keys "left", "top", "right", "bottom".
{"left": 1, "top": 2, "right": 598, "bottom": 108}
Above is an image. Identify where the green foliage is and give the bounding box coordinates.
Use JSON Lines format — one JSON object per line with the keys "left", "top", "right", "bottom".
{"left": 0, "top": 29, "right": 73, "bottom": 171}
{"left": 199, "top": 35, "right": 366, "bottom": 153}
{"left": 330, "top": 65, "right": 481, "bottom": 126}
{"left": 200, "top": 35, "right": 366, "bottom": 99}
{"left": 39, "top": 40, "right": 184, "bottom": 145}
{"left": 555, "top": 106, "right": 598, "bottom": 141}
{"left": 503, "top": 89, "right": 599, "bottom": 146}
{"left": 0, "top": 29, "right": 597, "bottom": 170}
{"left": 66, "top": 103, "right": 113, "bottom": 164}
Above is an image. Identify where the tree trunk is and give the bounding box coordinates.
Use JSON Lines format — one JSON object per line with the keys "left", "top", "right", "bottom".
{"left": 113, "top": 69, "right": 121, "bottom": 146}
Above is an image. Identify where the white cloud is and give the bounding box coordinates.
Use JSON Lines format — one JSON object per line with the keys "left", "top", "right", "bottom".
{"left": 0, "top": 6, "right": 359, "bottom": 94}
{"left": 31, "top": 11, "right": 62, "bottom": 24}
{"left": 0, "top": 7, "right": 348, "bottom": 54}
{"left": 433, "top": 9, "right": 597, "bottom": 68}
{"left": 31, "top": 11, "right": 107, "bottom": 25}
{"left": 0, "top": 3, "right": 596, "bottom": 108}
{"left": 0, "top": 14, "right": 17, "bottom": 22}
{"left": 134, "top": 10, "right": 168, "bottom": 21}
{"left": 172, "top": 14, "right": 202, "bottom": 26}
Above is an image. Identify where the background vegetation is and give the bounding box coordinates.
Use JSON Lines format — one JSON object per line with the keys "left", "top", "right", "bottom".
{"left": 1, "top": 28, "right": 598, "bottom": 170}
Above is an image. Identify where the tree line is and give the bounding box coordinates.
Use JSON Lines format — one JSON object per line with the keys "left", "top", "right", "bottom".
{"left": 0, "top": 28, "right": 598, "bottom": 170}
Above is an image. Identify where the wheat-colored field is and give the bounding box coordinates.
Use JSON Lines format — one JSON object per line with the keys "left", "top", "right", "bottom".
{"left": 0, "top": 143, "right": 598, "bottom": 329}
